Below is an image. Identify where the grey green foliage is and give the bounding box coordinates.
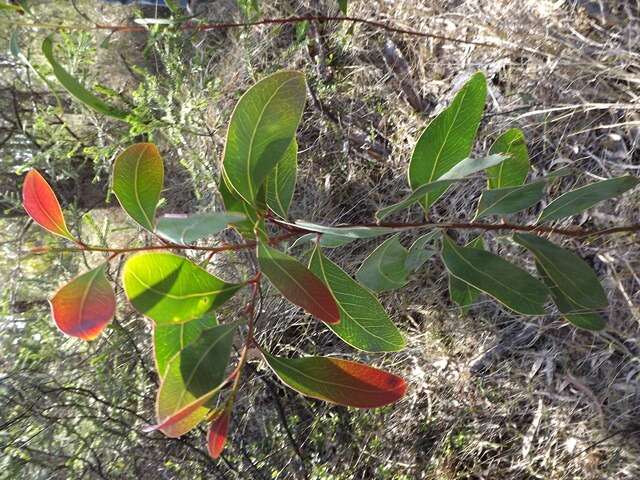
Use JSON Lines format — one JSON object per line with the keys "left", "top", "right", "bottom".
{"left": 448, "top": 236, "right": 484, "bottom": 314}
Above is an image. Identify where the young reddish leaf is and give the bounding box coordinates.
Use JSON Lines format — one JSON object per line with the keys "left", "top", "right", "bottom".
{"left": 50, "top": 263, "right": 115, "bottom": 340}
{"left": 257, "top": 242, "right": 340, "bottom": 325}
{"left": 262, "top": 351, "right": 407, "bottom": 408}
{"left": 22, "top": 169, "right": 75, "bottom": 241}
{"left": 143, "top": 387, "right": 220, "bottom": 436}
{"left": 207, "top": 410, "right": 231, "bottom": 459}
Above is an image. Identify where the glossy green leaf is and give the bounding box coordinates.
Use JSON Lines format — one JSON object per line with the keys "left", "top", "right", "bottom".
{"left": 448, "top": 236, "right": 484, "bottom": 314}
{"left": 486, "top": 129, "right": 529, "bottom": 189}
{"left": 122, "top": 252, "right": 241, "bottom": 325}
{"left": 156, "top": 212, "right": 246, "bottom": 245}
{"left": 265, "top": 140, "right": 297, "bottom": 218}
{"left": 408, "top": 72, "right": 487, "bottom": 209}
{"left": 538, "top": 175, "right": 639, "bottom": 223}
{"left": 475, "top": 181, "right": 545, "bottom": 219}
{"left": 262, "top": 351, "right": 407, "bottom": 408}
{"left": 439, "top": 154, "right": 508, "bottom": 180}
{"left": 356, "top": 234, "right": 409, "bottom": 292}
{"left": 222, "top": 71, "right": 306, "bottom": 205}
{"left": 308, "top": 246, "right": 405, "bottom": 352}
{"left": 375, "top": 180, "right": 454, "bottom": 221}
{"left": 153, "top": 314, "right": 218, "bottom": 377}
{"left": 42, "top": 36, "right": 129, "bottom": 120}
{"left": 405, "top": 231, "right": 440, "bottom": 272}
{"left": 113, "top": 143, "right": 164, "bottom": 232}
{"left": 156, "top": 323, "right": 236, "bottom": 437}
{"left": 441, "top": 235, "right": 548, "bottom": 315}
{"left": 218, "top": 174, "right": 262, "bottom": 240}
{"left": 257, "top": 242, "right": 340, "bottom": 324}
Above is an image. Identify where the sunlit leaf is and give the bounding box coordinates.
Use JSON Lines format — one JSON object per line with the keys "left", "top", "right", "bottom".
{"left": 153, "top": 314, "right": 218, "bottom": 377}
{"left": 441, "top": 234, "right": 548, "bottom": 315}
{"left": 156, "top": 212, "right": 246, "bottom": 245}
{"left": 538, "top": 175, "right": 639, "bottom": 223}
{"left": 113, "top": 143, "right": 164, "bottom": 232}
{"left": 375, "top": 180, "right": 454, "bottom": 221}
{"left": 448, "top": 236, "right": 484, "bottom": 314}
{"left": 207, "top": 409, "right": 231, "bottom": 459}
{"left": 122, "top": 252, "right": 241, "bottom": 325}
{"left": 475, "top": 181, "right": 545, "bottom": 219}
{"left": 309, "top": 246, "right": 405, "bottom": 352}
{"left": 356, "top": 234, "right": 408, "bottom": 292}
{"left": 439, "top": 154, "right": 508, "bottom": 180}
{"left": 265, "top": 140, "right": 297, "bottom": 218}
{"left": 222, "top": 71, "right": 306, "bottom": 205}
{"left": 408, "top": 72, "right": 486, "bottom": 209}
{"left": 486, "top": 129, "right": 529, "bottom": 189}
{"left": 42, "top": 36, "right": 129, "bottom": 120}
{"left": 156, "top": 323, "right": 236, "bottom": 437}
{"left": 257, "top": 242, "right": 340, "bottom": 325}
{"left": 50, "top": 263, "right": 115, "bottom": 340}
{"left": 405, "top": 231, "right": 440, "bottom": 272}
{"left": 22, "top": 169, "right": 75, "bottom": 241}
{"left": 262, "top": 351, "right": 407, "bottom": 408}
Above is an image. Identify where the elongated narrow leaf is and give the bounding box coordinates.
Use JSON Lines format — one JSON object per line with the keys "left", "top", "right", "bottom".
{"left": 0, "top": 2, "right": 24, "bottom": 13}
{"left": 222, "top": 71, "right": 306, "bottom": 205}
{"left": 219, "top": 174, "right": 262, "bottom": 240}
{"left": 42, "top": 36, "right": 129, "bottom": 120}
{"left": 539, "top": 175, "right": 639, "bottom": 223}
{"left": 375, "top": 180, "right": 454, "bottom": 221}
{"left": 439, "top": 154, "right": 508, "bottom": 180}
{"left": 290, "top": 232, "right": 357, "bottom": 249}
{"left": 408, "top": 72, "right": 487, "bottom": 209}
{"left": 207, "top": 410, "right": 231, "bottom": 459}
{"left": 113, "top": 143, "right": 164, "bottom": 232}
{"left": 535, "top": 261, "right": 606, "bottom": 331}
{"left": 441, "top": 235, "right": 548, "bottom": 315}
{"left": 266, "top": 140, "right": 297, "bottom": 218}
{"left": 156, "top": 323, "right": 236, "bottom": 437}
{"left": 122, "top": 252, "right": 241, "bottom": 325}
{"left": 22, "top": 169, "right": 74, "bottom": 241}
{"left": 262, "top": 351, "right": 407, "bottom": 408}
{"left": 153, "top": 314, "right": 218, "bottom": 377}
{"left": 309, "top": 246, "right": 405, "bottom": 352}
{"left": 156, "top": 212, "right": 246, "bottom": 245}
{"left": 405, "top": 231, "right": 440, "bottom": 272}
{"left": 356, "top": 235, "right": 408, "bottom": 292}
{"left": 486, "top": 129, "right": 529, "bottom": 189}
{"left": 475, "top": 181, "right": 545, "bottom": 219}
{"left": 295, "top": 220, "right": 399, "bottom": 239}
{"left": 448, "top": 236, "right": 484, "bottom": 314}
{"left": 257, "top": 243, "right": 340, "bottom": 324}
{"left": 50, "top": 263, "right": 115, "bottom": 340}
{"left": 512, "top": 233, "right": 607, "bottom": 314}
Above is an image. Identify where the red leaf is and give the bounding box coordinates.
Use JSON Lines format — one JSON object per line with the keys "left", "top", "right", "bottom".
{"left": 22, "top": 169, "right": 74, "bottom": 241}
{"left": 207, "top": 410, "right": 230, "bottom": 459}
{"left": 50, "top": 264, "right": 115, "bottom": 340}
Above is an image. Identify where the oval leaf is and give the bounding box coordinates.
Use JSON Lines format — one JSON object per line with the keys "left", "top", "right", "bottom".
{"left": 265, "top": 140, "right": 297, "bottom": 218}
{"left": 50, "top": 263, "right": 115, "bottom": 340}
{"left": 113, "top": 143, "right": 164, "bottom": 232}
{"left": 156, "top": 212, "right": 246, "bottom": 245}
{"left": 309, "top": 246, "right": 405, "bottom": 352}
{"left": 257, "top": 242, "right": 340, "bottom": 325}
{"left": 222, "top": 71, "right": 306, "bottom": 205}
{"left": 262, "top": 351, "right": 407, "bottom": 408}
{"left": 441, "top": 234, "right": 548, "bottom": 315}
{"left": 22, "top": 169, "right": 74, "bottom": 241}
{"left": 356, "top": 234, "right": 409, "bottom": 293}
{"left": 122, "top": 252, "right": 241, "bottom": 325}
{"left": 408, "top": 72, "right": 487, "bottom": 209}
{"left": 486, "top": 128, "right": 530, "bottom": 189}
{"left": 538, "top": 175, "right": 639, "bottom": 223}
{"left": 207, "top": 410, "right": 231, "bottom": 459}
{"left": 475, "top": 181, "right": 545, "bottom": 219}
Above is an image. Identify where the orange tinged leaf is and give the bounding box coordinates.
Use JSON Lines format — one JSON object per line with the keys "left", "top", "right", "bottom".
{"left": 22, "top": 169, "right": 74, "bottom": 241}
{"left": 207, "top": 410, "right": 230, "bottom": 459}
{"left": 50, "top": 264, "right": 115, "bottom": 340}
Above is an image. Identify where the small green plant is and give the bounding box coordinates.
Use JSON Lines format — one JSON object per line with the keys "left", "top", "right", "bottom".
{"left": 22, "top": 70, "right": 639, "bottom": 459}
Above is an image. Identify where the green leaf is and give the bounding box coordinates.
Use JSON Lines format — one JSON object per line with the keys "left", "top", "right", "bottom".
{"left": 261, "top": 351, "right": 407, "bottom": 408}
{"left": 0, "top": 2, "right": 23, "bottom": 13}
{"left": 486, "top": 129, "right": 530, "bottom": 189}
{"left": 405, "top": 231, "right": 440, "bottom": 272}
{"left": 308, "top": 246, "right": 405, "bottom": 352}
{"left": 265, "top": 140, "right": 297, "bottom": 218}
{"left": 113, "top": 143, "right": 164, "bottom": 232}
{"left": 218, "top": 174, "right": 262, "bottom": 240}
{"left": 42, "top": 36, "right": 129, "bottom": 120}
{"left": 441, "top": 234, "right": 548, "bottom": 315}
{"left": 538, "top": 175, "right": 639, "bottom": 223}
{"left": 408, "top": 72, "right": 487, "bottom": 209}
{"left": 122, "top": 252, "right": 241, "bottom": 325}
{"left": 512, "top": 233, "right": 608, "bottom": 314}
{"left": 375, "top": 180, "right": 454, "bottom": 221}
{"left": 338, "top": 0, "right": 348, "bottom": 13}
{"left": 222, "top": 71, "right": 306, "bottom": 205}
{"left": 356, "top": 234, "right": 409, "bottom": 292}
{"left": 153, "top": 314, "right": 218, "bottom": 378}
{"left": 156, "top": 212, "right": 246, "bottom": 245}
{"left": 439, "top": 154, "right": 508, "bottom": 180}
{"left": 448, "top": 236, "right": 484, "bottom": 314}
{"left": 156, "top": 323, "right": 236, "bottom": 437}
{"left": 257, "top": 242, "right": 340, "bottom": 324}
{"left": 290, "top": 232, "right": 357, "bottom": 249}
{"left": 295, "top": 220, "right": 399, "bottom": 239}
{"left": 475, "top": 181, "right": 545, "bottom": 219}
